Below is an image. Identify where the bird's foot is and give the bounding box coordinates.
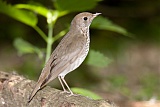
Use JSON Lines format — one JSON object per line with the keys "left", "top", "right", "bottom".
{"left": 60, "top": 90, "right": 70, "bottom": 94}
{"left": 66, "top": 93, "right": 78, "bottom": 97}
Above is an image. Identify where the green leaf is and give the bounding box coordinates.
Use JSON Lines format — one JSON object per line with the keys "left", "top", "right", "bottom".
{"left": 54, "top": 0, "right": 99, "bottom": 12}
{"left": 86, "top": 50, "right": 112, "bottom": 67}
{"left": 91, "top": 16, "right": 129, "bottom": 36}
{"left": 71, "top": 87, "right": 102, "bottom": 100}
{"left": 13, "top": 38, "right": 43, "bottom": 59}
{"left": 14, "top": 38, "right": 34, "bottom": 55}
{"left": 15, "top": 4, "right": 50, "bottom": 17}
{"left": 15, "top": 4, "right": 69, "bottom": 18}
{"left": 0, "top": 1, "right": 37, "bottom": 26}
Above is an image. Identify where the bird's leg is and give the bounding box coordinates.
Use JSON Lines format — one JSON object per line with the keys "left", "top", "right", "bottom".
{"left": 61, "top": 75, "right": 74, "bottom": 95}
{"left": 58, "top": 76, "right": 68, "bottom": 93}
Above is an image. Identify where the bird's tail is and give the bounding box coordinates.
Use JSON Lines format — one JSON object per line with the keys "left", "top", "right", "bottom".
{"left": 28, "top": 72, "right": 56, "bottom": 103}
{"left": 28, "top": 81, "right": 41, "bottom": 103}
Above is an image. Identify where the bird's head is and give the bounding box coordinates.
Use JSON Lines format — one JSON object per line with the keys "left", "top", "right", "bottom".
{"left": 70, "top": 12, "right": 101, "bottom": 32}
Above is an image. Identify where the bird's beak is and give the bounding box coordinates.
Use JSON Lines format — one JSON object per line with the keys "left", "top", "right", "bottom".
{"left": 93, "top": 13, "right": 101, "bottom": 18}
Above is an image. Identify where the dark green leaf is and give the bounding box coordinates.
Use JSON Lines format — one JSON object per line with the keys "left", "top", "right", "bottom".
{"left": 0, "top": 1, "right": 37, "bottom": 26}
{"left": 91, "top": 16, "right": 129, "bottom": 36}
{"left": 14, "top": 38, "right": 35, "bottom": 55}
{"left": 15, "top": 4, "right": 49, "bottom": 17}
{"left": 54, "top": 0, "right": 99, "bottom": 12}
{"left": 86, "top": 50, "right": 112, "bottom": 67}
{"left": 13, "top": 38, "right": 43, "bottom": 58}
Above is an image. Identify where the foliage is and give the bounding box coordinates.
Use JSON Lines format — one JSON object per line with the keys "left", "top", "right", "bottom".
{"left": 13, "top": 38, "right": 43, "bottom": 58}
{"left": 0, "top": 1, "right": 37, "bottom": 26}
{"left": 71, "top": 87, "right": 102, "bottom": 100}
{"left": 91, "top": 16, "right": 128, "bottom": 36}
{"left": 87, "top": 50, "right": 112, "bottom": 67}
{"left": 54, "top": 0, "right": 99, "bottom": 12}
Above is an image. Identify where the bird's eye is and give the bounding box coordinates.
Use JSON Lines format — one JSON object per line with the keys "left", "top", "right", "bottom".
{"left": 83, "top": 17, "right": 88, "bottom": 20}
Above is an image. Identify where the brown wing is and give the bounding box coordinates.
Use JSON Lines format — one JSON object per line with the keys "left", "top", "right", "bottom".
{"left": 41, "top": 31, "right": 86, "bottom": 87}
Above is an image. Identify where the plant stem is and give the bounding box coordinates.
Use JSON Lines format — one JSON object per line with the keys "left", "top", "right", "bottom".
{"left": 45, "top": 11, "right": 59, "bottom": 63}
{"left": 45, "top": 23, "right": 53, "bottom": 63}
{"left": 33, "top": 26, "right": 47, "bottom": 42}
{"left": 53, "top": 29, "right": 68, "bottom": 43}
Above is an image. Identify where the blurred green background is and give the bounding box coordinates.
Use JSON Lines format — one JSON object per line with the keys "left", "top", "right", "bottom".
{"left": 0, "top": 0, "right": 160, "bottom": 106}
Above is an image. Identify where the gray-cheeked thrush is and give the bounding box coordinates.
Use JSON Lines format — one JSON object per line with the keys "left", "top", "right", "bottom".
{"left": 29, "top": 12, "right": 101, "bottom": 102}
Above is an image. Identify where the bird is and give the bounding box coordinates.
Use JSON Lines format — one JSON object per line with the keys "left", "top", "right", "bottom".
{"left": 28, "top": 12, "right": 101, "bottom": 102}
